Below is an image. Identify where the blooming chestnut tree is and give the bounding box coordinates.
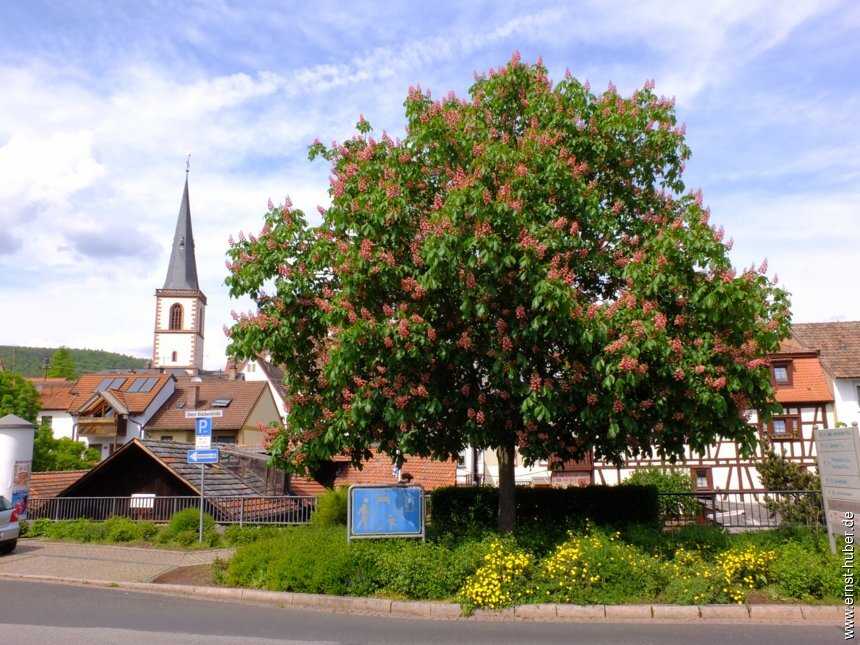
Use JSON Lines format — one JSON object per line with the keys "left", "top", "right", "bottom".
{"left": 225, "top": 55, "right": 790, "bottom": 532}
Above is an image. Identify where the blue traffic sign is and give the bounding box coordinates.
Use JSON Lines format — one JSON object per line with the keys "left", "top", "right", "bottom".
{"left": 187, "top": 449, "right": 219, "bottom": 464}
{"left": 195, "top": 417, "right": 212, "bottom": 436}
{"left": 348, "top": 485, "right": 424, "bottom": 540}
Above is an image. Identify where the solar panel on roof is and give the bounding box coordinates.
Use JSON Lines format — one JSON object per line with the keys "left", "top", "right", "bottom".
{"left": 95, "top": 377, "right": 114, "bottom": 392}
{"left": 128, "top": 379, "right": 145, "bottom": 393}
{"left": 110, "top": 377, "right": 126, "bottom": 390}
{"left": 137, "top": 377, "right": 159, "bottom": 393}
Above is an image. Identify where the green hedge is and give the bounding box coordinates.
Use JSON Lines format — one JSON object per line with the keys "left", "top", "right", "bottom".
{"left": 430, "top": 485, "right": 659, "bottom": 533}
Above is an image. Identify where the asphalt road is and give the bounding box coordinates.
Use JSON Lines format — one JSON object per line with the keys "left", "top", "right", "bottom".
{"left": 0, "top": 580, "right": 844, "bottom": 645}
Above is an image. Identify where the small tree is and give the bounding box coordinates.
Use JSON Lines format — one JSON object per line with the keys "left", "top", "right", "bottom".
{"left": 622, "top": 467, "right": 699, "bottom": 520}
{"left": 32, "top": 421, "right": 99, "bottom": 472}
{"left": 0, "top": 370, "right": 40, "bottom": 422}
{"left": 46, "top": 346, "right": 78, "bottom": 380}
{"left": 756, "top": 441, "right": 823, "bottom": 527}
{"left": 226, "top": 55, "right": 790, "bottom": 532}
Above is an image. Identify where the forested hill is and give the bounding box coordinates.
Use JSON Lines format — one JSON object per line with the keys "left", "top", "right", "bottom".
{"left": 0, "top": 346, "right": 148, "bottom": 378}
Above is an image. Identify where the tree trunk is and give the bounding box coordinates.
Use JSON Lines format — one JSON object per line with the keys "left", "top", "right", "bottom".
{"left": 497, "top": 442, "right": 516, "bottom": 533}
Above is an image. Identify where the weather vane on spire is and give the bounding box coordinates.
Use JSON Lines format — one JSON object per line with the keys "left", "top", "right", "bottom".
{"left": 186, "top": 153, "right": 191, "bottom": 175}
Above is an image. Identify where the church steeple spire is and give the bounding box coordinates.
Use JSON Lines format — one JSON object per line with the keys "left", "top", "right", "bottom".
{"left": 153, "top": 160, "right": 207, "bottom": 374}
{"left": 163, "top": 157, "right": 199, "bottom": 290}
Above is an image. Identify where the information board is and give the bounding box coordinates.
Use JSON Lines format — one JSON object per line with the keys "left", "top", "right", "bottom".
{"left": 815, "top": 426, "right": 860, "bottom": 552}
{"left": 347, "top": 484, "right": 425, "bottom": 541}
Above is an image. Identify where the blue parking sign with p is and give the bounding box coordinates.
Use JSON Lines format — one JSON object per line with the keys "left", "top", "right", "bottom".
{"left": 195, "top": 417, "right": 212, "bottom": 436}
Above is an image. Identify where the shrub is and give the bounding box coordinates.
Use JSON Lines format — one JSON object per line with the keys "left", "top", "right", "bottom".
{"left": 756, "top": 442, "right": 824, "bottom": 527}
{"left": 715, "top": 543, "right": 778, "bottom": 603}
{"left": 659, "top": 547, "right": 723, "bottom": 604}
{"left": 459, "top": 539, "right": 533, "bottom": 611}
{"left": 102, "top": 516, "right": 142, "bottom": 543}
{"left": 622, "top": 467, "right": 699, "bottom": 520}
{"left": 224, "top": 525, "right": 371, "bottom": 595}
{"left": 624, "top": 523, "right": 731, "bottom": 560}
{"left": 27, "top": 518, "right": 53, "bottom": 537}
{"left": 770, "top": 541, "right": 842, "bottom": 600}
{"left": 58, "top": 518, "right": 107, "bottom": 542}
{"left": 375, "top": 538, "right": 491, "bottom": 600}
{"left": 531, "top": 525, "right": 664, "bottom": 605}
{"left": 310, "top": 487, "right": 349, "bottom": 527}
{"left": 430, "top": 485, "right": 659, "bottom": 534}
{"left": 168, "top": 507, "right": 215, "bottom": 535}
{"left": 223, "top": 524, "right": 283, "bottom": 546}
{"left": 430, "top": 487, "right": 498, "bottom": 535}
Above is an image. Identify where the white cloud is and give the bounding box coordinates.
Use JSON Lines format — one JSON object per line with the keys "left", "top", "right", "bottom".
{"left": 0, "top": 131, "right": 105, "bottom": 206}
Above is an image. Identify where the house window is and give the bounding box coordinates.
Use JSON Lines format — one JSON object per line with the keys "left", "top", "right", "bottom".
{"left": 169, "top": 304, "right": 183, "bottom": 330}
{"left": 40, "top": 415, "right": 52, "bottom": 427}
{"left": 161, "top": 435, "right": 174, "bottom": 442}
{"left": 214, "top": 435, "right": 236, "bottom": 444}
{"left": 771, "top": 362, "right": 791, "bottom": 385}
{"left": 692, "top": 468, "right": 712, "bottom": 490}
{"left": 765, "top": 415, "right": 801, "bottom": 440}
{"left": 171, "top": 351, "right": 178, "bottom": 362}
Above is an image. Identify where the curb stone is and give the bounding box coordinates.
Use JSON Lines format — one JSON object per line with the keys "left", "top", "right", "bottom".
{"left": 0, "top": 571, "right": 841, "bottom": 625}
{"left": 699, "top": 604, "right": 750, "bottom": 620}
{"left": 555, "top": 604, "right": 605, "bottom": 619}
{"left": 605, "top": 605, "right": 652, "bottom": 619}
{"left": 652, "top": 605, "right": 699, "bottom": 620}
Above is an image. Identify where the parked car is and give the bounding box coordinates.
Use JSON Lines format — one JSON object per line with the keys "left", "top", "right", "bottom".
{"left": 0, "top": 495, "right": 19, "bottom": 554}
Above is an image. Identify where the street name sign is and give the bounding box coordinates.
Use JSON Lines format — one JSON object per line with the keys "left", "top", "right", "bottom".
{"left": 187, "top": 449, "right": 219, "bottom": 464}
{"left": 184, "top": 410, "right": 224, "bottom": 419}
{"left": 347, "top": 484, "right": 425, "bottom": 541}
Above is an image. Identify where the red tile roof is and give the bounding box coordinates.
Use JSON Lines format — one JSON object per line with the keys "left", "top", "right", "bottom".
{"left": 68, "top": 374, "right": 175, "bottom": 414}
{"left": 146, "top": 378, "right": 269, "bottom": 431}
{"left": 771, "top": 354, "right": 833, "bottom": 403}
{"left": 35, "top": 382, "right": 78, "bottom": 410}
{"left": 289, "top": 477, "right": 328, "bottom": 497}
{"left": 792, "top": 322, "right": 860, "bottom": 378}
{"left": 29, "top": 470, "right": 88, "bottom": 497}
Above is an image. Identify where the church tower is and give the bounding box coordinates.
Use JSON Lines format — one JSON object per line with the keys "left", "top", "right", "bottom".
{"left": 153, "top": 162, "right": 206, "bottom": 373}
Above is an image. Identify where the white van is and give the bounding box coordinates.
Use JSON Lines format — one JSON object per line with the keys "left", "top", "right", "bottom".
{"left": 0, "top": 495, "right": 19, "bottom": 554}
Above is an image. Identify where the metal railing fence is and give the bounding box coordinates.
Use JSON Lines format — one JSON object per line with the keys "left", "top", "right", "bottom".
{"left": 656, "top": 489, "right": 824, "bottom": 531}
{"left": 27, "top": 490, "right": 824, "bottom": 531}
{"left": 28, "top": 495, "right": 318, "bottom": 526}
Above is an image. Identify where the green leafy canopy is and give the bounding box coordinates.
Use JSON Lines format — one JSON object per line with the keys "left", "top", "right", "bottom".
{"left": 225, "top": 54, "right": 790, "bottom": 479}
{"left": 0, "top": 370, "right": 40, "bottom": 423}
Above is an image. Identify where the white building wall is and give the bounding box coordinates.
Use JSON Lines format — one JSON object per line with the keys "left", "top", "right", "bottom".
{"left": 36, "top": 411, "right": 74, "bottom": 440}
{"left": 833, "top": 378, "right": 860, "bottom": 428}
{"left": 481, "top": 448, "right": 552, "bottom": 486}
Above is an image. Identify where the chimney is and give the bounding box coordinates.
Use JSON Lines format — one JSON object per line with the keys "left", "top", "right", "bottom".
{"left": 187, "top": 384, "right": 199, "bottom": 410}
{"left": 228, "top": 362, "right": 237, "bottom": 381}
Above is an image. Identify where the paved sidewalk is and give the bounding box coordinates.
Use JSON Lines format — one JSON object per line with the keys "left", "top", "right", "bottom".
{"left": 0, "top": 539, "right": 843, "bottom": 626}
{"left": 0, "top": 539, "right": 233, "bottom": 583}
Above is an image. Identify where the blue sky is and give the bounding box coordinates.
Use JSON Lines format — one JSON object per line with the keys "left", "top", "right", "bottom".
{"left": 1, "top": 0, "right": 857, "bottom": 370}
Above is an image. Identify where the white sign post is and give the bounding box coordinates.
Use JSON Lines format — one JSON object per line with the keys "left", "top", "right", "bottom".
{"left": 190, "top": 415, "right": 216, "bottom": 543}
{"left": 815, "top": 425, "right": 860, "bottom": 553}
